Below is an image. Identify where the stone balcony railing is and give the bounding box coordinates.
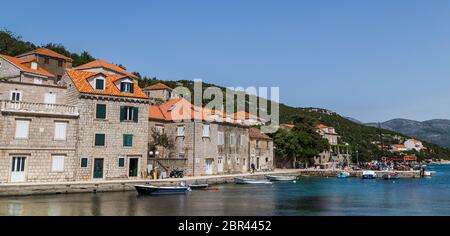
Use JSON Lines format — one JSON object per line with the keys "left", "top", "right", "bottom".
{"left": 0, "top": 100, "right": 79, "bottom": 117}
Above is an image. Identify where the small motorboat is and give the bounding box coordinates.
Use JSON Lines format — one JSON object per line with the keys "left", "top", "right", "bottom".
{"left": 423, "top": 171, "right": 433, "bottom": 177}
{"left": 265, "top": 175, "right": 297, "bottom": 181}
{"left": 134, "top": 185, "right": 191, "bottom": 195}
{"left": 188, "top": 184, "right": 209, "bottom": 190}
{"left": 382, "top": 172, "right": 400, "bottom": 180}
{"left": 362, "top": 171, "right": 377, "bottom": 179}
{"left": 234, "top": 177, "right": 272, "bottom": 184}
{"left": 337, "top": 172, "right": 350, "bottom": 179}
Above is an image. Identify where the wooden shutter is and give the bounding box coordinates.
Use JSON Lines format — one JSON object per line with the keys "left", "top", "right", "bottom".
{"left": 130, "top": 83, "right": 134, "bottom": 93}
{"left": 96, "top": 104, "right": 106, "bottom": 119}
{"left": 15, "top": 120, "right": 29, "bottom": 139}
{"left": 52, "top": 156, "right": 65, "bottom": 172}
{"left": 120, "top": 107, "right": 126, "bottom": 121}
{"left": 54, "top": 122, "right": 67, "bottom": 140}
{"left": 133, "top": 107, "right": 139, "bottom": 122}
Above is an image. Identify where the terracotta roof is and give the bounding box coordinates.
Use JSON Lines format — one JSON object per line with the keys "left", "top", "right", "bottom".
{"left": 17, "top": 48, "right": 72, "bottom": 61}
{"left": 280, "top": 124, "right": 295, "bottom": 129}
{"left": 392, "top": 144, "right": 407, "bottom": 149}
{"left": 316, "top": 124, "right": 329, "bottom": 129}
{"left": 148, "top": 98, "right": 245, "bottom": 125}
{"left": 0, "top": 53, "right": 54, "bottom": 78}
{"left": 249, "top": 128, "right": 272, "bottom": 140}
{"left": 232, "top": 111, "right": 260, "bottom": 120}
{"left": 144, "top": 82, "right": 173, "bottom": 91}
{"left": 75, "top": 59, "right": 137, "bottom": 79}
{"left": 66, "top": 70, "right": 147, "bottom": 99}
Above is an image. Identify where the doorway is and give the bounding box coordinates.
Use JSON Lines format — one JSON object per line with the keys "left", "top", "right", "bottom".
{"left": 11, "top": 157, "right": 26, "bottom": 182}
{"left": 93, "top": 158, "right": 104, "bottom": 179}
{"left": 256, "top": 157, "right": 260, "bottom": 170}
{"left": 129, "top": 158, "right": 139, "bottom": 177}
{"left": 217, "top": 157, "right": 223, "bottom": 173}
{"left": 205, "top": 159, "right": 213, "bottom": 175}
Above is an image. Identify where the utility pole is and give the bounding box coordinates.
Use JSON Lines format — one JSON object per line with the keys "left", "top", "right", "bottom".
{"left": 378, "top": 122, "right": 384, "bottom": 160}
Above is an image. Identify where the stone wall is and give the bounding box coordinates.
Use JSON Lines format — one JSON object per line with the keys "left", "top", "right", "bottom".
{"left": 0, "top": 81, "right": 67, "bottom": 104}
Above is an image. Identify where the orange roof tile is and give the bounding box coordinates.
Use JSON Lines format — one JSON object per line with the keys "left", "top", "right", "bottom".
{"left": 249, "top": 127, "right": 272, "bottom": 140}
{"left": 66, "top": 70, "right": 147, "bottom": 99}
{"left": 0, "top": 53, "right": 54, "bottom": 78}
{"left": 144, "top": 82, "right": 173, "bottom": 91}
{"left": 231, "top": 111, "right": 260, "bottom": 120}
{"left": 148, "top": 105, "right": 166, "bottom": 121}
{"left": 17, "top": 48, "right": 72, "bottom": 61}
{"left": 75, "top": 59, "right": 137, "bottom": 79}
{"left": 392, "top": 144, "right": 407, "bottom": 149}
{"left": 316, "top": 124, "right": 329, "bottom": 129}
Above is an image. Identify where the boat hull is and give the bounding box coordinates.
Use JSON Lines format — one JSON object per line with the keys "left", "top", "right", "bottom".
{"left": 337, "top": 172, "right": 350, "bottom": 178}
{"left": 362, "top": 175, "right": 376, "bottom": 179}
{"left": 382, "top": 174, "right": 400, "bottom": 180}
{"left": 234, "top": 178, "right": 272, "bottom": 184}
{"left": 188, "top": 184, "right": 209, "bottom": 190}
{"left": 135, "top": 185, "right": 191, "bottom": 195}
{"left": 265, "top": 175, "right": 297, "bottom": 181}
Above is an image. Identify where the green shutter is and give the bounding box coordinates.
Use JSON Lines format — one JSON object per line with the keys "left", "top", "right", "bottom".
{"left": 95, "top": 134, "right": 105, "bottom": 146}
{"left": 120, "top": 107, "right": 126, "bottom": 121}
{"left": 130, "top": 83, "right": 134, "bottom": 93}
{"left": 133, "top": 107, "right": 139, "bottom": 122}
{"left": 96, "top": 104, "right": 106, "bottom": 119}
{"left": 120, "top": 82, "right": 125, "bottom": 92}
{"left": 118, "top": 158, "right": 125, "bottom": 167}
{"left": 95, "top": 79, "right": 104, "bottom": 90}
{"left": 123, "top": 134, "right": 133, "bottom": 147}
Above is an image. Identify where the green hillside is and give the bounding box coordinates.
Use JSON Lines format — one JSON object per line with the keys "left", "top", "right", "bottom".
{"left": 2, "top": 29, "right": 450, "bottom": 162}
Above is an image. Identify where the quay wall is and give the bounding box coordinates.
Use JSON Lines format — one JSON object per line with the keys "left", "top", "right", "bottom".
{"left": 0, "top": 169, "right": 420, "bottom": 197}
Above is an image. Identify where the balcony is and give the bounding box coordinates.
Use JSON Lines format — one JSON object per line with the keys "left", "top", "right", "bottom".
{"left": 1, "top": 100, "right": 79, "bottom": 117}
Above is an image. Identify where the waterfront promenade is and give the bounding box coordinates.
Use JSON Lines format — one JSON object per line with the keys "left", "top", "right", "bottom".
{"left": 0, "top": 169, "right": 420, "bottom": 197}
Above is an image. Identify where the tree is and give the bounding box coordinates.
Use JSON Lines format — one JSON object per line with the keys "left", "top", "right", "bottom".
{"left": 149, "top": 128, "right": 175, "bottom": 159}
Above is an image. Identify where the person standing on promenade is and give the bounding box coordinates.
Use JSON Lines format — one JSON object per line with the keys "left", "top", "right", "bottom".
{"left": 251, "top": 163, "right": 256, "bottom": 173}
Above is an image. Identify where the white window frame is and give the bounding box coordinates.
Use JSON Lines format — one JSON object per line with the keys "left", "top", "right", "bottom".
{"left": 218, "top": 132, "right": 224, "bottom": 145}
{"left": 10, "top": 91, "right": 22, "bottom": 101}
{"left": 230, "top": 134, "right": 236, "bottom": 146}
{"left": 80, "top": 157, "right": 89, "bottom": 168}
{"left": 155, "top": 125, "right": 164, "bottom": 134}
{"left": 177, "top": 126, "right": 185, "bottom": 137}
{"left": 240, "top": 134, "right": 246, "bottom": 146}
{"left": 202, "top": 124, "right": 210, "bottom": 137}
{"left": 178, "top": 138, "right": 185, "bottom": 154}
{"left": 121, "top": 82, "right": 133, "bottom": 93}
{"left": 51, "top": 155, "right": 65, "bottom": 172}
{"left": 31, "top": 62, "right": 38, "bottom": 70}
{"left": 15, "top": 120, "right": 30, "bottom": 139}
{"left": 95, "top": 78, "right": 105, "bottom": 90}
{"left": 54, "top": 122, "right": 68, "bottom": 141}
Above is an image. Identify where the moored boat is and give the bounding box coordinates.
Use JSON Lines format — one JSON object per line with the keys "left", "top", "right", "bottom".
{"left": 382, "top": 172, "right": 400, "bottom": 180}
{"left": 134, "top": 185, "right": 191, "bottom": 195}
{"left": 188, "top": 184, "right": 209, "bottom": 190}
{"left": 234, "top": 177, "right": 272, "bottom": 184}
{"left": 265, "top": 175, "right": 297, "bottom": 181}
{"left": 362, "top": 171, "right": 377, "bottom": 179}
{"left": 423, "top": 171, "right": 432, "bottom": 177}
{"left": 337, "top": 171, "right": 350, "bottom": 178}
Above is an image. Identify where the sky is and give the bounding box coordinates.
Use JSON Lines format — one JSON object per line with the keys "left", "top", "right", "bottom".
{"left": 2, "top": 0, "right": 450, "bottom": 122}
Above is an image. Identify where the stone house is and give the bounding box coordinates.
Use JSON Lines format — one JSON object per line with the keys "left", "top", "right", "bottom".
{"left": 148, "top": 97, "right": 250, "bottom": 176}
{"left": 249, "top": 128, "right": 274, "bottom": 171}
{"left": 143, "top": 82, "right": 179, "bottom": 103}
{"left": 0, "top": 53, "right": 57, "bottom": 85}
{"left": 404, "top": 138, "right": 424, "bottom": 152}
{"left": 62, "top": 64, "right": 149, "bottom": 181}
{"left": 15, "top": 48, "right": 73, "bottom": 82}
{"left": 314, "top": 124, "right": 350, "bottom": 166}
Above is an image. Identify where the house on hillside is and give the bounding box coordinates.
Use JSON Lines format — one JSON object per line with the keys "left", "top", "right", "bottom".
{"left": 404, "top": 138, "right": 424, "bottom": 151}
{"left": 143, "top": 82, "right": 179, "bottom": 102}
{"left": 313, "top": 124, "right": 350, "bottom": 167}
{"left": 0, "top": 53, "right": 56, "bottom": 85}
{"left": 391, "top": 144, "right": 408, "bottom": 153}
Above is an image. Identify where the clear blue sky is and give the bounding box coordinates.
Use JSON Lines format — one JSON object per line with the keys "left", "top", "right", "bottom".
{"left": 2, "top": 0, "right": 450, "bottom": 122}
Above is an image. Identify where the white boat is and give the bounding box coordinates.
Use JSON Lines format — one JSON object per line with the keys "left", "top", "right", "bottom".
{"left": 337, "top": 171, "right": 350, "bottom": 178}
{"left": 265, "top": 175, "right": 297, "bottom": 181}
{"left": 362, "top": 171, "right": 377, "bottom": 179}
{"left": 234, "top": 177, "right": 272, "bottom": 184}
{"left": 423, "top": 171, "right": 432, "bottom": 177}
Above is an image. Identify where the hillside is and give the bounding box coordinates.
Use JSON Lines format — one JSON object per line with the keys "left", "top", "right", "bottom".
{"left": 2, "top": 29, "right": 450, "bottom": 162}
{"left": 366, "top": 119, "right": 450, "bottom": 149}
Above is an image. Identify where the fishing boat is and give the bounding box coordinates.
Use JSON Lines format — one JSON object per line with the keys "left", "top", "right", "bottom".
{"left": 134, "top": 185, "right": 191, "bottom": 195}
{"left": 362, "top": 171, "right": 377, "bottom": 179}
{"left": 382, "top": 172, "right": 400, "bottom": 180}
{"left": 423, "top": 171, "right": 433, "bottom": 177}
{"left": 337, "top": 171, "right": 350, "bottom": 178}
{"left": 188, "top": 184, "right": 210, "bottom": 190}
{"left": 234, "top": 177, "right": 272, "bottom": 184}
{"left": 265, "top": 175, "right": 297, "bottom": 181}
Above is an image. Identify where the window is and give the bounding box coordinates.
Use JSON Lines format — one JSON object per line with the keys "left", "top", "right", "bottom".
{"left": 44, "top": 57, "right": 49, "bottom": 64}
{"left": 31, "top": 62, "right": 38, "bottom": 70}
{"left": 95, "top": 78, "right": 105, "bottom": 90}
{"left": 177, "top": 126, "right": 185, "bottom": 136}
{"left": 15, "top": 120, "right": 29, "bottom": 139}
{"left": 230, "top": 134, "right": 236, "bottom": 146}
{"left": 95, "top": 133, "right": 105, "bottom": 146}
{"left": 33, "top": 78, "right": 42, "bottom": 84}
{"left": 218, "top": 132, "right": 224, "bottom": 145}
{"left": 118, "top": 157, "right": 125, "bottom": 167}
{"left": 44, "top": 93, "right": 56, "bottom": 104}
{"left": 120, "top": 82, "right": 134, "bottom": 93}
{"left": 123, "top": 134, "right": 133, "bottom": 147}
{"left": 80, "top": 158, "right": 88, "bottom": 168}
{"left": 120, "top": 106, "right": 138, "bottom": 122}
{"left": 54, "top": 122, "right": 67, "bottom": 140}
{"left": 96, "top": 104, "right": 107, "bottom": 119}
{"left": 202, "top": 124, "right": 210, "bottom": 137}
{"left": 10, "top": 91, "right": 21, "bottom": 101}
{"left": 240, "top": 135, "right": 246, "bottom": 146}
{"left": 155, "top": 125, "right": 164, "bottom": 134}
{"left": 58, "top": 60, "right": 63, "bottom": 67}
{"left": 178, "top": 138, "right": 185, "bottom": 154}
{"left": 57, "top": 75, "right": 62, "bottom": 81}
{"left": 51, "top": 155, "right": 64, "bottom": 172}
{"left": 256, "top": 140, "right": 261, "bottom": 148}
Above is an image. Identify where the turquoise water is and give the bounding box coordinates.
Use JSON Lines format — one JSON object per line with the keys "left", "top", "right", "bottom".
{"left": 0, "top": 165, "right": 449, "bottom": 216}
